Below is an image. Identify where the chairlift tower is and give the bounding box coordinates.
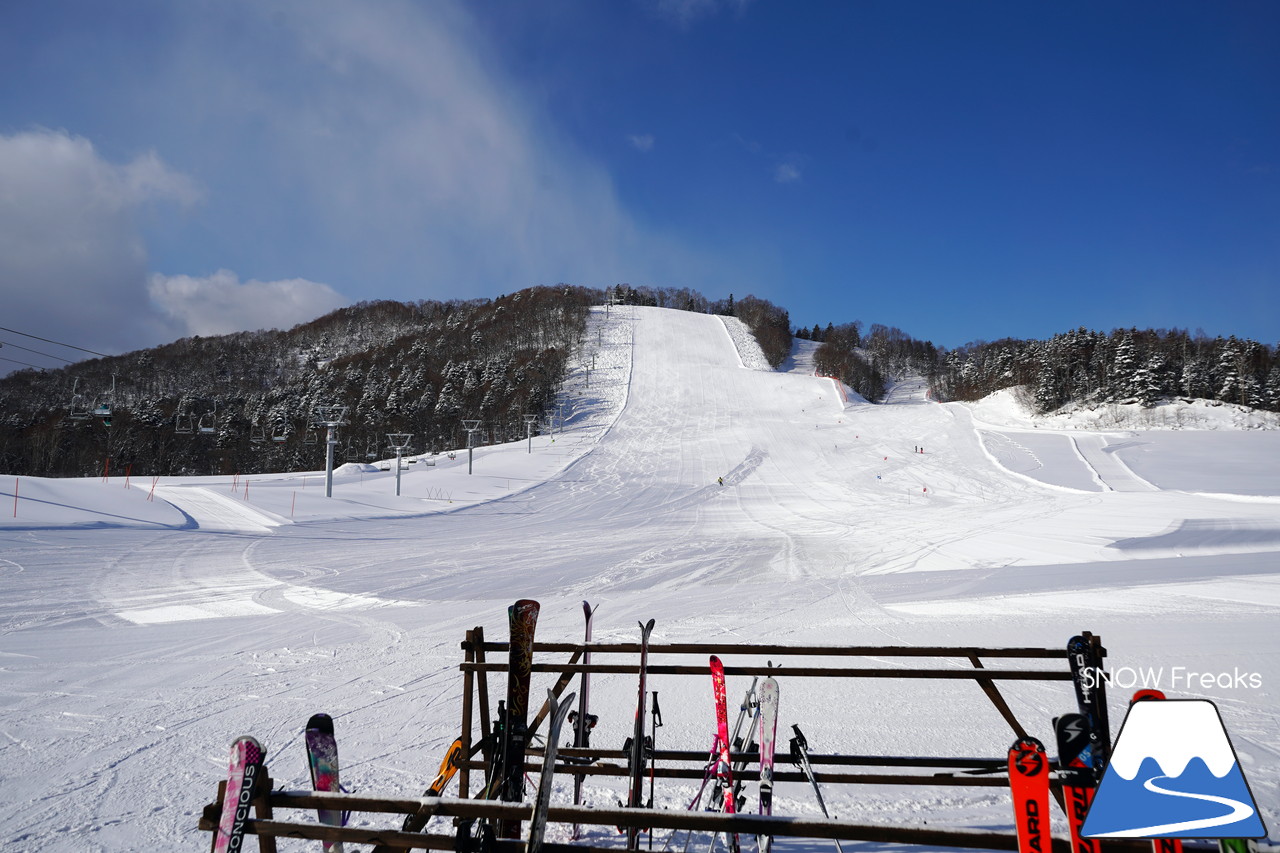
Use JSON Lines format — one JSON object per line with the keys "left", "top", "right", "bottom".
{"left": 523, "top": 413, "right": 537, "bottom": 454}
{"left": 313, "top": 404, "right": 349, "bottom": 498}
{"left": 386, "top": 433, "right": 413, "bottom": 496}
{"left": 462, "top": 419, "right": 481, "bottom": 474}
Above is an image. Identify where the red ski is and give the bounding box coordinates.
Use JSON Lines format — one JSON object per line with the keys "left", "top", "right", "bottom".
{"left": 1130, "top": 690, "right": 1183, "bottom": 853}
{"left": 710, "top": 655, "right": 740, "bottom": 853}
{"left": 1008, "top": 736, "right": 1050, "bottom": 853}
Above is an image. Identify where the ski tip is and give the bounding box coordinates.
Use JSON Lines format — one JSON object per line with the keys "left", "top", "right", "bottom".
{"left": 230, "top": 735, "right": 266, "bottom": 764}
{"left": 1130, "top": 688, "right": 1167, "bottom": 703}
{"left": 305, "top": 713, "right": 334, "bottom": 733}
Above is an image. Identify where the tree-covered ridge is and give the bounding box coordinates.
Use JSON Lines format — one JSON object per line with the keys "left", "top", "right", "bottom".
{"left": 4, "top": 286, "right": 1278, "bottom": 480}
{"left": 813, "top": 322, "right": 942, "bottom": 403}
{"left": 931, "top": 328, "right": 1280, "bottom": 413}
{"left": 0, "top": 286, "right": 600, "bottom": 477}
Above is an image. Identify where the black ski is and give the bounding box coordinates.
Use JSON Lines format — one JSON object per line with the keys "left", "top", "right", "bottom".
{"left": 625, "top": 618, "right": 656, "bottom": 849}
{"left": 1066, "top": 634, "right": 1112, "bottom": 776}
{"left": 527, "top": 689, "right": 577, "bottom": 853}
{"left": 1054, "top": 713, "right": 1101, "bottom": 853}
{"left": 571, "top": 603, "right": 599, "bottom": 800}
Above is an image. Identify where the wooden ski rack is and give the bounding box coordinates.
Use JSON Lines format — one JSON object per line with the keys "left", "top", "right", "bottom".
{"left": 201, "top": 629, "right": 1144, "bottom": 852}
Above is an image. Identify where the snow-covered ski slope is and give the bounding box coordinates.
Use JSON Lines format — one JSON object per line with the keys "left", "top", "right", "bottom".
{"left": 1, "top": 305, "right": 1277, "bottom": 850}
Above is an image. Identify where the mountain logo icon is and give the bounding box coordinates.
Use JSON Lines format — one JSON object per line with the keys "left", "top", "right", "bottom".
{"left": 1083, "top": 699, "right": 1266, "bottom": 838}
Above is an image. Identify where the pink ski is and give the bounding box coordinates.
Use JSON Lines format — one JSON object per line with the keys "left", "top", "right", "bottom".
{"left": 213, "top": 735, "right": 265, "bottom": 853}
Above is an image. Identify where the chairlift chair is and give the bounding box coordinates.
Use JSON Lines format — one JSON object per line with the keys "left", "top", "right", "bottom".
{"left": 67, "top": 379, "right": 90, "bottom": 421}
{"left": 175, "top": 414, "right": 196, "bottom": 435}
{"left": 68, "top": 395, "right": 90, "bottom": 421}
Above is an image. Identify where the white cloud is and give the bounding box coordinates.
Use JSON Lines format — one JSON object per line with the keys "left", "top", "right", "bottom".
{"left": 775, "top": 161, "right": 802, "bottom": 184}
{"left": 0, "top": 129, "right": 202, "bottom": 359}
{"left": 628, "top": 133, "right": 656, "bottom": 152}
{"left": 155, "top": 1, "right": 735, "bottom": 299}
{"left": 148, "top": 270, "right": 347, "bottom": 337}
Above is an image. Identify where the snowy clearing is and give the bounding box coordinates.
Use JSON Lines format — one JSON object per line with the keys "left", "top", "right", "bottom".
{"left": 1, "top": 305, "right": 1277, "bottom": 850}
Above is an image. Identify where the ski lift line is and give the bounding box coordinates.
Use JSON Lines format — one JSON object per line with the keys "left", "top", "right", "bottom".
{"left": 0, "top": 339, "right": 77, "bottom": 364}
{"left": 0, "top": 326, "right": 110, "bottom": 357}
{"left": 0, "top": 355, "right": 47, "bottom": 370}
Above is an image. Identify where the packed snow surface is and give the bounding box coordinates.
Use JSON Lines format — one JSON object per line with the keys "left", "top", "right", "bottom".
{"left": 1, "top": 306, "right": 1277, "bottom": 850}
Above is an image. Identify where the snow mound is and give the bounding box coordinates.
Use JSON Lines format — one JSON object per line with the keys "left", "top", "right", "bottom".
{"left": 334, "top": 462, "right": 379, "bottom": 474}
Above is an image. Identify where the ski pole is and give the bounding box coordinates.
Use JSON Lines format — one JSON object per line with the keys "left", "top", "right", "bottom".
{"left": 789, "top": 725, "right": 844, "bottom": 853}
{"left": 648, "top": 690, "right": 663, "bottom": 850}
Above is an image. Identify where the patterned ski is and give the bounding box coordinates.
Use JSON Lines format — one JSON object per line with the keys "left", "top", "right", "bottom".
{"left": 1055, "top": 713, "right": 1101, "bottom": 853}
{"left": 709, "top": 655, "right": 740, "bottom": 853}
{"left": 1008, "top": 736, "right": 1051, "bottom": 853}
{"left": 626, "top": 618, "right": 656, "bottom": 849}
{"left": 756, "top": 676, "right": 779, "bottom": 853}
{"left": 499, "top": 599, "right": 540, "bottom": 838}
{"left": 527, "top": 689, "right": 577, "bottom": 853}
{"left": 305, "top": 713, "right": 345, "bottom": 853}
{"left": 213, "top": 735, "right": 265, "bottom": 853}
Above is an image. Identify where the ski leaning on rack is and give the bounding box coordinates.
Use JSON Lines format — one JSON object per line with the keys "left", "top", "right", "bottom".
{"left": 755, "top": 676, "right": 779, "bottom": 853}
{"left": 1008, "top": 736, "right": 1051, "bottom": 853}
{"left": 1054, "top": 713, "right": 1100, "bottom": 853}
{"left": 213, "top": 735, "right": 266, "bottom": 853}
{"left": 305, "top": 713, "right": 346, "bottom": 853}
{"left": 728, "top": 676, "right": 759, "bottom": 813}
{"left": 400, "top": 738, "right": 465, "bottom": 833}
{"left": 624, "top": 618, "right": 657, "bottom": 849}
{"left": 788, "top": 725, "right": 845, "bottom": 853}
{"left": 1067, "top": 635, "right": 1112, "bottom": 774}
{"left": 527, "top": 689, "right": 577, "bottom": 853}
{"left": 499, "top": 598, "right": 540, "bottom": 838}
{"left": 709, "top": 655, "right": 740, "bottom": 853}
{"left": 571, "top": 601, "right": 599, "bottom": 818}
{"left": 1128, "top": 689, "right": 1184, "bottom": 853}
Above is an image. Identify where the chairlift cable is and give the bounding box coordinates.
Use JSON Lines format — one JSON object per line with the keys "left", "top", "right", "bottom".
{"left": 0, "top": 339, "right": 77, "bottom": 364}
{"left": 0, "top": 327, "right": 110, "bottom": 358}
{"left": 0, "top": 355, "right": 47, "bottom": 370}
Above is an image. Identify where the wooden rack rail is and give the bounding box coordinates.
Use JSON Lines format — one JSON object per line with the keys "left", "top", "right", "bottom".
{"left": 202, "top": 625, "right": 1114, "bottom": 852}
{"left": 200, "top": 787, "right": 1163, "bottom": 853}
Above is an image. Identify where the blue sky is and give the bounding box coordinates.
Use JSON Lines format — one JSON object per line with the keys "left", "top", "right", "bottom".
{"left": 1, "top": 0, "right": 1276, "bottom": 369}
